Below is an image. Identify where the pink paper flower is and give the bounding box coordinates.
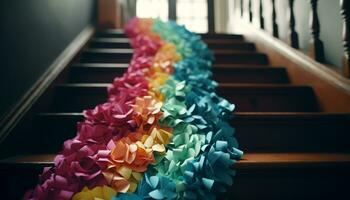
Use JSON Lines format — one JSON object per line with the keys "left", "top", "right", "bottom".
{"left": 76, "top": 122, "right": 114, "bottom": 144}
{"left": 108, "top": 73, "right": 148, "bottom": 103}
{"left": 23, "top": 167, "right": 80, "bottom": 200}
{"left": 83, "top": 102, "right": 136, "bottom": 135}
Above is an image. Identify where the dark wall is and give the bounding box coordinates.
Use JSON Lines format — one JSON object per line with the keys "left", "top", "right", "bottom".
{"left": 0, "top": 0, "right": 97, "bottom": 118}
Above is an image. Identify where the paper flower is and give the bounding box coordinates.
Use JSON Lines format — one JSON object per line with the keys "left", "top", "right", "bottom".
{"left": 72, "top": 186, "right": 116, "bottom": 200}
{"left": 24, "top": 18, "right": 242, "bottom": 200}
{"left": 108, "top": 73, "right": 149, "bottom": 103}
{"left": 23, "top": 167, "right": 80, "bottom": 200}
{"left": 76, "top": 122, "right": 115, "bottom": 144}
{"left": 132, "top": 173, "right": 178, "bottom": 200}
{"left": 132, "top": 96, "right": 163, "bottom": 129}
{"left": 83, "top": 102, "right": 136, "bottom": 136}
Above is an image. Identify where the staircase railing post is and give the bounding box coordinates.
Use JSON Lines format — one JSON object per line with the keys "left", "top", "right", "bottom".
{"left": 168, "top": 0, "right": 177, "bottom": 21}
{"left": 259, "top": 0, "right": 265, "bottom": 29}
{"left": 248, "top": 0, "right": 253, "bottom": 22}
{"left": 340, "top": 0, "right": 350, "bottom": 77}
{"left": 309, "top": 0, "right": 325, "bottom": 62}
{"left": 271, "top": 0, "right": 279, "bottom": 37}
{"left": 288, "top": 0, "right": 299, "bottom": 49}
{"left": 207, "top": 0, "right": 215, "bottom": 33}
{"left": 241, "top": 0, "right": 244, "bottom": 17}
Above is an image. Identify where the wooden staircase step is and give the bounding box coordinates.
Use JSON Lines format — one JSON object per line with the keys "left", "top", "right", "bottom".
{"left": 90, "top": 37, "right": 255, "bottom": 51}
{"left": 95, "top": 29, "right": 126, "bottom": 38}
{"left": 214, "top": 67, "right": 288, "bottom": 83}
{"left": 200, "top": 33, "right": 244, "bottom": 40}
{"left": 80, "top": 48, "right": 133, "bottom": 63}
{"left": 95, "top": 31, "right": 245, "bottom": 41}
{"left": 69, "top": 63, "right": 289, "bottom": 84}
{"left": 1, "top": 153, "right": 349, "bottom": 199}
{"left": 214, "top": 51, "right": 268, "bottom": 64}
{"left": 51, "top": 83, "right": 319, "bottom": 112}
{"left": 207, "top": 41, "right": 255, "bottom": 51}
{"left": 27, "top": 112, "right": 350, "bottom": 153}
{"left": 2, "top": 153, "right": 349, "bottom": 170}
{"left": 89, "top": 38, "right": 131, "bottom": 48}
{"left": 80, "top": 48, "right": 268, "bottom": 64}
{"left": 213, "top": 63, "right": 269, "bottom": 68}
{"left": 218, "top": 83, "right": 319, "bottom": 112}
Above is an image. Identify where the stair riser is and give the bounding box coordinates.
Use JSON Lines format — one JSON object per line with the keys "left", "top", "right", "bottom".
{"left": 51, "top": 86, "right": 318, "bottom": 112}
{"left": 80, "top": 52, "right": 133, "bottom": 63}
{"left": 89, "top": 41, "right": 131, "bottom": 49}
{"left": 1, "top": 164, "right": 348, "bottom": 200}
{"left": 69, "top": 67, "right": 289, "bottom": 84}
{"left": 95, "top": 32, "right": 126, "bottom": 38}
{"left": 88, "top": 41, "right": 255, "bottom": 51}
{"left": 215, "top": 53, "right": 268, "bottom": 64}
{"left": 94, "top": 33, "right": 245, "bottom": 40}
{"left": 29, "top": 114, "right": 350, "bottom": 153}
{"left": 79, "top": 52, "right": 268, "bottom": 65}
{"left": 217, "top": 88, "right": 318, "bottom": 112}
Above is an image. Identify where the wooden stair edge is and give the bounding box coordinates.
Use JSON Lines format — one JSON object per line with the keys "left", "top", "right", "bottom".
{"left": 1, "top": 153, "right": 350, "bottom": 170}
{"left": 36, "top": 110, "right": 350, "bottom": 120}
{"left": 70, "top": 63, "right": 286, "bottom": 71}
{"left": 56, "top": 83, "right": 312, "bottom": 89}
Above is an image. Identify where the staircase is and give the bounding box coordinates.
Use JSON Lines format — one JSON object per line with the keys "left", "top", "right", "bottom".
{"left": 1, "top": 29, "right": 350, "bottom": 199}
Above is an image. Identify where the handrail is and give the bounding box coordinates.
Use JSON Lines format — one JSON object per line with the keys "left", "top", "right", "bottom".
{"left": 238, "top": 0, "right": 350, "bottom": 78}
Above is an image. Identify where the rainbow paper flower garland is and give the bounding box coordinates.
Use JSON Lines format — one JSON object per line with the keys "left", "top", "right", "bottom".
{"left": 24, "top": 18, "right": 243, "bottom": 200}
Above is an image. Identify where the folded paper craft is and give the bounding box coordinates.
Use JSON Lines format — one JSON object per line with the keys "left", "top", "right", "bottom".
{"left": 24, "top": 18, "right": 242, "bottom": 200}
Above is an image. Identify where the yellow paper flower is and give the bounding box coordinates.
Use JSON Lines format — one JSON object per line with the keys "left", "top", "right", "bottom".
{"left": 72, "top": 186, "right": 116, "bottom": 200}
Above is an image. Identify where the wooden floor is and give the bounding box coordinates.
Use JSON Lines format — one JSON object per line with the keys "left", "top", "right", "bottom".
{"left": 1, "top": 30, "right": 350, "bottom": 199}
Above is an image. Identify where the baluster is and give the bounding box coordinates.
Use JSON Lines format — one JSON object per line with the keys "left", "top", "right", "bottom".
{"left": 309, "top": 0, "right": 325, "bottom": 62}
{"left": 207, "top": 0, "right": 215, "bottom": 33}
{"left": 259, "top": 0, "right": 265, "bottom": 29}
{"left": 271, "top": 0, "right": 279, "bottom": 37}
{"left": 241, "top": 0, "right": 244, "bottom": 17}
{"left": 340, "top": 0, "right": 350, "bottom": 77}
{"left": 248, "top": 0, "right": 253, "bottom": 22}
{"left": 288, "top": 0, "right": 299, "bottom": 48}
{"left": 168, "top": 0, "right": 177, "bottom": 21}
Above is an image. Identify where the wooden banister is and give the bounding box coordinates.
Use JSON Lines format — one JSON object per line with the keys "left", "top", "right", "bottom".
{"left": 309, "top": 0, "right": 325, "bottom": 62}
{"left": 288, "top": 0, "right": 299, "bottom": 49}
{"left": 340, "top": 0, "right": 350, "bottom": 77}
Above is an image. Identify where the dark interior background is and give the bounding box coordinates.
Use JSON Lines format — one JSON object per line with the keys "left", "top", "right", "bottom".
{"left": 0, "top": 0, "right": 97, "bottom": 119}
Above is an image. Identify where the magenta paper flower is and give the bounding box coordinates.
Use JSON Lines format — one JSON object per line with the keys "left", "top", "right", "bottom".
{"left": 23, "top": 167, "right": 80, "bottom": 200}
{"left": 55, "top": 139, "right": 108, "bottom": 188}
{"left": 108, "top": 73, "right": 148, "bottom": 103}
{"left": 76, "top": 122, "right": 115, "bottom": 144}
{"left": 83, "top": 102, "right": 136, "bottom": 134}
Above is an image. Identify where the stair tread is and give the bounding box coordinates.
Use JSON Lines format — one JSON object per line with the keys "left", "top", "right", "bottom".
{"left": 2, "top": 153, "right": 349, "bottom": 169}
{"left": 83, "top": 48, "right": 262, "bottom": 55}
{"left": 71, "top": 63, "right": 282, "bottom": 70}
{"left": 69, "top": 63, "right": 289, "bottom": 84}
{"left": 91, "top": 37, "right": 255, "bottom": 50}
{"left": 83, "top": 48, "right": 133, "bottom": 53}
{"left": 57, "top": 83, "right": 304, "bottom": 88}
{"left": 56, "top": 83, "right": 312, "bottom": 91}
{"left": 53, "top": 83, "right": 318, "bottom": 112}
{"left": 36, "top": 111, "right": 350, "bottom": 119}
{"left": 72, "top": 63, "right": 271, "bottom": 68}
{"left": 31, "top": 112, "right": 350, "bottom": 153}
{"left": 91, "top": 38, "right": 130, "bottom": 43}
